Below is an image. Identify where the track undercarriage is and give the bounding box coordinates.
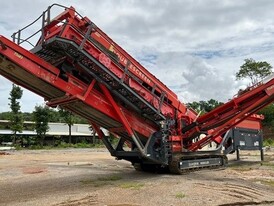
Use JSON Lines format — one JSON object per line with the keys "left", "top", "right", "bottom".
{"left": 131, "top": 153, "right": 227, "bottom": 174}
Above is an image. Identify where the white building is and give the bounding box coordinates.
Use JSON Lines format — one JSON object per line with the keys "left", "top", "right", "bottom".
{"left": 0, "top": 120, "right": 109, "bottom": 137}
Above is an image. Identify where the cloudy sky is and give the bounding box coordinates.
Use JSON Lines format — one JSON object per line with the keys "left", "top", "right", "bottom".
{"left": 1, "top": 0, "right": 274, "bottom": 112}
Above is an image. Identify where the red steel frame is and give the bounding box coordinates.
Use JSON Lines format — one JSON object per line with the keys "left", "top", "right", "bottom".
{"left": 38, "top": 6, "right": 194, "bottom": 119}
{"left": 187, "top": 82, "right": 274, "bottom": 151}
{"left": 1, "top": 5, "right": 274, "bottom": 154}
{"left": 0, "top": 35, "right": 157, "bottom": 141}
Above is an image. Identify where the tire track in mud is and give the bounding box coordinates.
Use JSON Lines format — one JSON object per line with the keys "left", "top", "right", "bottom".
{"left": 218, "top": 200, "right": 274, "bottom": 206}
{"left": 52, "top": 195, "right": 140, "bottom": 206}
{"left": 195, "top": 182, "right": 274, "bottom": 203}
{"left": 53, "top": 195, "right": 98, "bottom": 206}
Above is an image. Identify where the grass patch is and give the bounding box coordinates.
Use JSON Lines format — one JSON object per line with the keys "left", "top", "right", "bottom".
{"left": 260, "top": 180, "right": 274, "bottom": 187}
{"left": 262, "top": 155, "right": 274, "bottom": 161}
{"left": 80, "top": 175, "right": 122, "bottom": 187}
{"left": 229, "top": 164, "right": 254, "bottom": 172}
{"left": 120, "top": 182, "right": 144, "bottom": 190}
{"left": 229, "top": 161, "right": 274, "bottom": 172}
{"left": 175, "top": 192, "right": 186, "bottom": 199}
{"left": 261, "top": 162, "right": 274, "bottom": 167}
{"left": 229, "top": 161, "right": 261, "bottom": 171}
{"left": 21, "top": 142, "right": 105, "bottom": 150}
{"left": 81, "top": 179, "right": 109, "bottom": 187}
{"left": 263, "top": 139, "right": 274, "bottom": 147}
{"left": 97, "top": 175, "right": 122, "bottom": 181}
{"left": 56, "top": 142, "right": 104, "bottom": 149}
{"left": 261, "top": 161, "right": 274, "bottom": 170}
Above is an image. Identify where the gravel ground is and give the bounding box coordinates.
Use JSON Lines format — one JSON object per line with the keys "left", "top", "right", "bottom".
{"left": 0, "top": 148, "right": 274, "bottom": 206}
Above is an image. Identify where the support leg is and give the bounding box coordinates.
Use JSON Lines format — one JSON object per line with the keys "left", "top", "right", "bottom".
{"left": 260, "top": 149, "right": 264, "bottom": 161}
{"left": 236, "top": 148, "right": 240, "bottom": 161}
{"left": 91, "top": 122, "right": 115, "bottom": 156}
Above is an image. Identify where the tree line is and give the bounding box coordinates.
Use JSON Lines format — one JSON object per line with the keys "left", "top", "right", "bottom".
{"left": 1, "top": 84, "right": 88, "bottom": 146}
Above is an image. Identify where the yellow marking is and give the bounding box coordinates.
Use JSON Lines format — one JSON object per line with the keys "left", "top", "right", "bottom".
{"left": 266, "top": 85, "right": 274, "bottom": 91}
{"left": 14, "top": 52, "right": 23, "bottom": 59}
{"left": 94, "top": 32, "right": 101, "bottom": 37}
{"left": 109, "top": 45, "right": 114, "bottom": 52}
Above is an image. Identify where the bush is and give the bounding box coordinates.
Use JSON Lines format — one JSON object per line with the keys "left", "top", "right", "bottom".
{"left": 263, "top": 138, "right": 274, "bottom": 147}
{"left": 29, "top": 145, "right": 43, "bottom": 150}
{"left": 14, "top": 140, "right": 105, "bottom": 150}
{"left": 58, "top": 141, "right": 71, "bottom": 148}
{"left": 73, "top": 142, "right": 91, "bottom": 148}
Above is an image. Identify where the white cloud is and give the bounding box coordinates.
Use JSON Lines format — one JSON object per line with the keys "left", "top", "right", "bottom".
{"left": 1, "top": 0, "right": 274, "bottom": 112}
{"left": 144, "top": 52, "right": 238, "bottom": 103}
{"left": 0, "top": 77, "right": 44, "bottom": 112}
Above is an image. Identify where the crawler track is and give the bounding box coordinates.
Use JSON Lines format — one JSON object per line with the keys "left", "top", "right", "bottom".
{"left": 169, "top": 153, "right": 228, "bottom": 174}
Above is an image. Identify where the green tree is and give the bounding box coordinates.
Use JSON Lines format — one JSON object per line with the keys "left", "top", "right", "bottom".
{"left": 258, "top": 103, "right": 274, "bottom": 127}
{"left": 207, "top": 99, "right": 223, "bottom": 111}
{"left": 59, "top": 108, "right": 76, "bottom": 144}
{"left": 236, "top": 58, "right": 272, "bottom": 85}
{"left": 48, "top": 109, "right": 61, "bottom": 122}
{"left": 187, "top": 99, "right": 223, "bottom": 114}
{"left": 33, "top": 105, "right": 50, "bottom": 146}
{"left": 23, "top": 112, "right": 33, "bottom": 121}
{"left": 236, "top": 59, "right": 274, "bottom": 133}
{"left": 0, "top": 112, "right": 11, "bottom": 120}
{"left": 8, "top": 84, "right": 24, "bottom": 145}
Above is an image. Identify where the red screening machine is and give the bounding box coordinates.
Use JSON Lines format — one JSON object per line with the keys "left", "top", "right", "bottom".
{"left": 0, "top": 4, "right": 273, "bottom": 173}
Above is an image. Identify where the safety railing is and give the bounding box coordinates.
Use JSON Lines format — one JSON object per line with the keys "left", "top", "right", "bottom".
{"left": 11, "top": 4, "right": 87, "bottom": 47}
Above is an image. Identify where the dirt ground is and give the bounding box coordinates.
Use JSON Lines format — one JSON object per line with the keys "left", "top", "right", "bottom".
{"left": 0, "top": 148, "right": 274, "bottom": 206}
